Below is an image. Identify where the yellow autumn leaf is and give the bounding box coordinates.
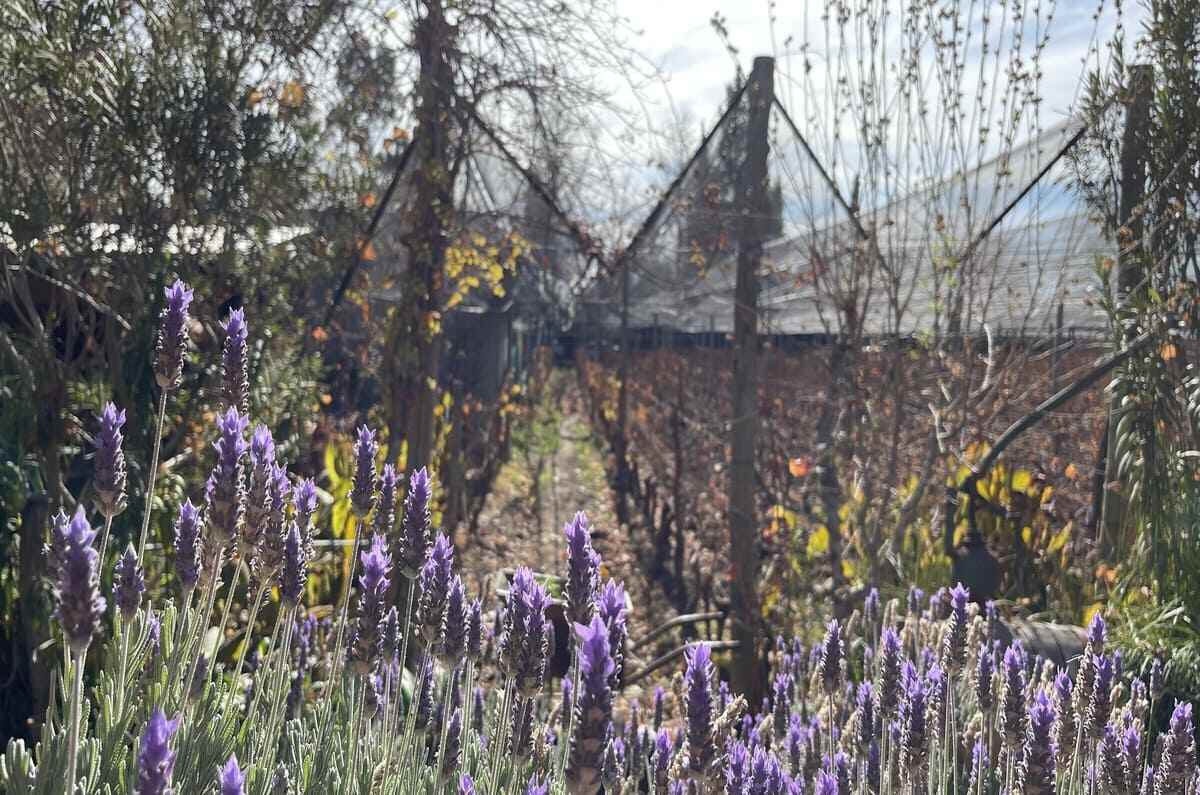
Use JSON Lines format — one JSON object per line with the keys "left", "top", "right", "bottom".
{"left": 788, "top": 457, "right": 811, "bottom": 477}
{"left": 360, "top": 192, "right": 377, "bottom": 208}
{"left": 807, "top": 526, "right": 830, "bottom": 558}
{"left": 1021, "top": 525, "right": 1033, "bottom": 546}
{"left": 1011, "top": 469, "right": 1033, "bottom": 493}
{"left": 1064, "top": 462, "right": 1079, "bottom": 481}
{"left": 1047, "top": 522, "right": 1072, "bottom": 554}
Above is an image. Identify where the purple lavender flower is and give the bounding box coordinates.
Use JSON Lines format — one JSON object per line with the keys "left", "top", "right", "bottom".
{"left": 597, "top": 579, "right": 627, "bottom": 688}
{"left": 146, "top": 613, "right": 162, "bottom": 655}
{"left": 1153, "top": 702, "right": 1194, "bottom": 795}
{"left": 373, "top": 464, "right": 399, "bottom": 538}
{"left": 93, "top": 402, "right": 128, "bottom": 519}
{"left": 602, "top": 736, "right": 624, "bottom": 789}
{"left": 864, "top": 587, "right": 881, "bottom": 627}
{"left": 899, "top": 676, "right": 929, "bottom": 783}
{"left": 773, "top": 672, "right": 793, "bottom": 740}
{"left": 1087, "top": 612, "right": 1107, "bottom": 654}
{"left": 136, "top": 708, "right": 180, "bottom": 795}
{"left": 221, "top": 308, "right": 249, "bottom": 415}
{"left": 397, "top": 467, "right": 432, "bottom": 579}
{"left": 55, "top": 506, "right": 106, "bottom": 652}
{"left": 467, "top": 598, "right": 483, "bottom": 661}
{"left": 154, "top": 279, "right": 193, "bottom": 389}
{"left": 725, "top": 739, "right": 750, "bottom": 792}
{"left": 819, "top": 619, "right": 844, "bottom": 694}
{"left": 527, "top": 777, "right": 549, "bottom": 795}
{"left": 350, "top": 535, "right": 392, "bottom": 674}
{"left": 281, "top": 521, "right": 306, "bottom": 606}
{"left": 349, "top": 426, "right": 378, "bottom": 518}
{"left": 969, "top": 738, "right": 989, "bottom": 790}
{"left": 205, "top": 407, "right": 249, "bottom": 550}
{"left": 473, "top": 687, "right": 486, "bottom": 736}
{"left": 855, "top": 681, "right": 875, "bottom": 752}
{"left": 439, "top": 575, "right": 468, "bottom": 663}
{"left": 1121, "top": 724, "right": 1143, "bottom": 794}
{"left": 1052, "top": 671, "right": 1076, "bottom": 772}
{"left": 441, "top": 707, "right": 464, "bottom": 780}
{"left": 219, "top": 753, "right": 245, "bottom": 795}
{"left": 1097, "top": 723, "right": 1130, "bottom": 795}
{"left": 943, "top": 583, "right": 970, "bottom": 671}
{"left": 271, "top": 765, "right": 290, "bottom": 795}
{"left": 1018, "top": 690, "right": 1056, "bottom": 795}
{"left": 565, "top": 511, "right": 601, "bottom": 627}
{"left": 459, "top": 774, "right": 476, "bottom": 795}
{"left": 417, "top": 533, "right": 455, "bottom": 645}
{"left": 293, "top": 478, "right": 319, "bottom": 554}
{"left": 878, "top": 627, "right": 902, "bottom": 712}
{"left": 684, "top": 643, "right": 714, "bottom": 780}
{"left": 567, "top": 616, "right": 615, "bottom": 795}
{"left": 1000, "top": 642, "right": 1028, "bottom": 749}
{"left": 814, "top": 770, "right": 839, "bottom": 795}
{"left": 498, "top": 568, "right": 551, "bottom": 696}
{"left": 1088, "top": 654, "right": 1115, "bottom": 739}
{"left": 113, "top": 544, "right": 145, "bottom": 622}
{"left": 414, "top": 654, "right": 435, "bottom": 734}
{"left": 907, "top": 586, "right": 925, "bottom": 615}
{"left": 242, "top": 425, "right": 275, "bottom": 560}
{"left": 1149, "top": 657, "right": 1165, "bottom": 702}
{"left": 173, "top": 499, "right": 202, "bottom": 596}
{"left": 653, "top": 730, "right": 672, "bottom": 794}
{"left": 653, "top": 686, "right": 666, "bottom": 731}
{"left": 249, "top": 462, "right": 290, "bottom": 587}
{"left": 975, "top": 642, "right": 995, "bottom": 712}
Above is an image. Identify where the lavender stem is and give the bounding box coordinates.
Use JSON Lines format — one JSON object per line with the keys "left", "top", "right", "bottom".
{"left": 137, "top": 391, "right": 168, "bottom": 560}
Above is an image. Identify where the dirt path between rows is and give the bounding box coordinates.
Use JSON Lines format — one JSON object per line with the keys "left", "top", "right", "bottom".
{"left": 456, "top": 371, "right": 675, "bottom": 701}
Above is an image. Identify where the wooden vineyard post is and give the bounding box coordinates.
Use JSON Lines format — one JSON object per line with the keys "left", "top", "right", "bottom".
{"left": 728, "top": 55, "right": 773, "bottom": 702}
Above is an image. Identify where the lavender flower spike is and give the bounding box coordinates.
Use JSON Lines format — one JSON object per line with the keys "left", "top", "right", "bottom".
{"left": 349, "top": 534, "right": 392, "bottom": 674}
{"left": 943, "top": 582, "right": 970, "bottom": 671}
{"left": 373, "top": 463, "right": 399, "bottom": 538}
{"left": 597, "top": 579, "right": 628, "bottom": 689}
{"left": 466, "top": 598, "right": 483, "bottom": 661}
{"left": 55, "top": 506, "right": 106, "bottom": 653}
{"left": 136, "top": 708, "right": 180, "bottom": 795}
{"left": 154, "top": 279, "right": 193, "bottom": 390}
{"left": 219, "top": 754, "right": 245, "bottom": 795}
{"left": 1018, "top": 690, "right": 1057, "bottom": 795}
{"left": 684, "top": 642, "right": 714, "bottom": 781}
{"left": 93, "top": 402, "right": 128, "bottom": 519}
{"left": 459, "top": 774, "right": 476, "bottom": 795}
{"left": 819, "top": 619, "right": 844, "bottom": 694}
{"left": 281, "top": 520, "right": 307, "bottom": 606}
{"left": 173, "top": 499, "right": 202, "bottom": 596}
{"left": 293, "top": 477, "right": 319, "bottom": 551}
{"left": 113, "top": 544, "right": 146, "bottom": 622}
{"left": 1153, "top": 702, "right": 1195, "bottom": 795}
{"left": 417, "top": 533, "right": 456, "bottom": 645}
{"left": 565, "top": 511, "right": 601, "bottom": 626}
{"left": 205, "top": 407, "right": 249, "bottom": 549}
{"left": 398, "top": 467, "right": 432, "bottom": 579}
{"left": 221, "top": 307, "right": 249, "bottom": 415}
{"left": 439, "top": 574, "right": 468, "bottom": 662}
{"left": 349, "top": 425, "right": 378, "bottom": 518}
{"left": 566, "top": 616, "right": 615, "bottom": 795}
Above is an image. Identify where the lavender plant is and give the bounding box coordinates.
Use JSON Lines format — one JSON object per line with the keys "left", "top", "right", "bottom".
{"left": 5, "top": 290, "right": 1200, "bottom": 795}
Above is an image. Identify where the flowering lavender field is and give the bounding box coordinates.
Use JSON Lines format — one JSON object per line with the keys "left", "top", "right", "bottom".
{"left": 2, "top": 280, "right": 1196, "bottom": 795}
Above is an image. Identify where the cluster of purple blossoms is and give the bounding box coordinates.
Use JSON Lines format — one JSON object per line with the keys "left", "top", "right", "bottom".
{"left": 54, "top": 506, "right": 106, "bottom": 653}
{"left": 154, "top": 279, "right": 193, "bottom": 390}
{"left": 221, "top": 307, "right": 249, "bottom": 415}
{"left": 93, "top": 402, "right": 128, "bottom": 520}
